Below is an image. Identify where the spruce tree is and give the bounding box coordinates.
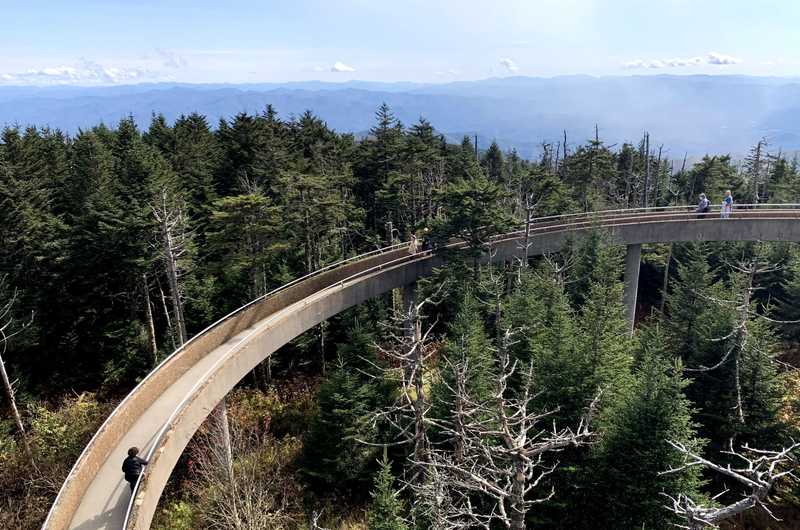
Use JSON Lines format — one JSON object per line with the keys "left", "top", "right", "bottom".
{"left": 367, "top": 456, "right": 408, "bottom": 530}
{"left": 430, "top": 291, "right": 496, "bottom": 442}
{"left": 482, "top": 140, "right": 505, "bottom": 184}
{"left": 576, "top": 244, "right": 634, "bottom": 403}
{"left": 300, "top": 324, "right": 392, "bottom": 498}
{"left": 587, "top": 325, "right": 703, "bottom": 530}
{"left": 433, "top": 167, "right": 513, "bottom": 276}
{"left": 503, "top": 265, "right": 585, "bottom": 422}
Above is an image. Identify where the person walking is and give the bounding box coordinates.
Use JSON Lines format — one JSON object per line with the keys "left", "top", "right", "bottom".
{"left": 695, "top": 193, "right": 710, "bottom": 218}
{"left": 408, "top": 234, "right": 419, "bottom": 254}
{"left": 122, "top": 446, "right": 149, "bottom": 492}
{"left": 721, "top": 190, "right": 734, "bottom": 218}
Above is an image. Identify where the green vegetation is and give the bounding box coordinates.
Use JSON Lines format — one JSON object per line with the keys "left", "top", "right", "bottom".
{"left": 1, "top": 106, "right": 799, "bottom": 528}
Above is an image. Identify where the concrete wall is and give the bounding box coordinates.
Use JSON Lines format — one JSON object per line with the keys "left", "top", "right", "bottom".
{"left": 128, "top": 256, "right": 439, "bottom": 529}
{"left": 43, "top": 213, "right": 800, "bottom": 530}
{"left": 44, "top": 247, "right": 410, "bottom": 530}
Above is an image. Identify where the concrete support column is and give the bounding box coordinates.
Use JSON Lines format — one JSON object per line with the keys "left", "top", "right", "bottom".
{"left": 624, "top": 244, "right": 641, "bottom": 335}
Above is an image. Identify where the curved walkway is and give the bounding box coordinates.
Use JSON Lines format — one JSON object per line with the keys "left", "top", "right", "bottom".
{"left": 43, "top": 206, "right": 800, "bottom": 530}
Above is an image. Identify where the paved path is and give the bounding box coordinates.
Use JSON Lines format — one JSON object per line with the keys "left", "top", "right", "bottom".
{"left": 68, "top": 326, "right": 257, "bottom": 530}
{"left": 43, "top": 206, "right": 800, "bottom": 530}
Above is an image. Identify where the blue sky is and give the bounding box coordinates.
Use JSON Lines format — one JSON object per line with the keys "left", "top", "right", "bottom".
{"left": 2, "top": 0, "right": 799, "bottom": 85}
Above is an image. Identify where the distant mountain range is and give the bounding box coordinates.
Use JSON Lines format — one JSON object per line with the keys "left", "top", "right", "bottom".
{"left": 2, "top": 75, "right": 800, "bottom": 158}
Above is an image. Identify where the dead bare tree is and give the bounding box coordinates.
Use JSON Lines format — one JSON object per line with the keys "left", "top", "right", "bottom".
{"left": 187, "top": 419, "right": 297, "bottom": 530}
{"left": 309, "top": 510, "right": 330, "bottom": 530}
{"left": 0, "top": 275, "right": 36, "bottom": 470}
{"left": 366, "top": 283, "right": 448, "bottom": 484}
{"left": 141, "top": 273, "right": 159, "bottom": 367}
{"left": 413, "top": 330, "right": 599, "bottom": 530}
{"left": 662, "top": 439, "right": 800, "bottom": 529}
{"left": 151, "top": 186, "right": 191, "bottom": 345}
{"left": 152, "top": 189, "right": 243, "bottom": 517}
{"left": 517, "top": 192, "right": 542, "bottom": 267}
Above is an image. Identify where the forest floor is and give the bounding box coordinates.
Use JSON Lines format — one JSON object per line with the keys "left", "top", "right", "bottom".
{"left": 151, "top": 373, "right": 370, "bottom": 530}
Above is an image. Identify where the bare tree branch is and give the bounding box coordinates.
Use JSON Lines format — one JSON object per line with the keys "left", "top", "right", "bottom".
{"left": 662, "top": 439, "right": 800, "bottom": 529}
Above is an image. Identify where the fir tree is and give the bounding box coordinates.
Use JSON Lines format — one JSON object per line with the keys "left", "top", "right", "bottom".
{"left": 587, "top": 325, "right": 703, "bottom": 530}
{"left": 367, "top": 456, "right": 408, "bottom": 530}
{"left": 433, "top": 168, "right": 513, "bottom": 276}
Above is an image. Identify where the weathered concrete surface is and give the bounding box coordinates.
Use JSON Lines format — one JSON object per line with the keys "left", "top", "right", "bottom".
{"left": 42, "top": 212, "right": 800, "bottom": 530}
{"left": 624, "top": 244, "right": 642, "bottom": 334}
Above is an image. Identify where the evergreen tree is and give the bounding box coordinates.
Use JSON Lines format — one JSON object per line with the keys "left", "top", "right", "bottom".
{"left": 215, "top": 111, "right": 285, "bottom": 196}
{"left": 171, "top": 113, "right": 220, "bottom": 228}
{"left": 576, "top": 244, "right": 634, "bottom": 402}
{"left": 274, "top": 170, "right": 363, "bottom": 275}
{"left": 683, "top": 155, "right": 742, "bottom": 204}
{"left": 504, "top": 265, "right": 586, "bottom": 422}
{"left": 367, "top": 456, "right": 408, "bottom": 530}
{"left": 208, "top": 192, "right": 285, "bottom": 304}
{"left": 299, "top": 322, "right": 393, "bottom": 497}
{"left": 433, "top": 168, "right": 513, "bottom": 276}
{"left": 482, "top": 140, "right": 505, "bottom": 183}
{"left": 587, "top": 325, "right": 703, "bottom": 530}
{"left": 564, "top": 134, "right": 617, "bottom": 210}
{"left": 430, "top": 291, "right": 496, "bottom": 441}
{"left": 355, "top": 103, "right": 405, "bottom": 229}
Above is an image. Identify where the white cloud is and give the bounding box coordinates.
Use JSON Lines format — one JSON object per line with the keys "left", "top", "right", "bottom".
{"left": 623, "top": 52, "right": 741, "bottom": 69}
{"left": 707, "top": 51, "right": 741, "bottom": 65}
{"left": 0, "top": 58, "right": 155, "bottom": 85}
{"left": 664, "top": 56, "right": 703, "bottom": 67}
{"left": 331, "top": 61, "right": 355, "bottom": 73}
{"left": 312, "top": 65, "right": 326, "bottom": 72}
{"left": 499, "top": 57, "right": 519, "bottom": 73}
{"left": 622, "top": 59, "right": 647, "bottom": 69}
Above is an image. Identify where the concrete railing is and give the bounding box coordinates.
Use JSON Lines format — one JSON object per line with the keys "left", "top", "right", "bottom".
{"left": 42, "top": 242, "right": 410, "bottom": 530}
{"left": 43, "top": 205, "right": 800, "bottom": 530}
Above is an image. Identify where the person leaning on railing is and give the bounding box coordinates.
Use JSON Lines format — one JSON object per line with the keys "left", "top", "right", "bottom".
{"left": 721, "top": 190, "right": 733, "bottom": 218}
{"left": 695, "top": 193, "right": 710, "bottom": 218}
{"left": 122, "top": 447, "right": 148, "bottom": 492}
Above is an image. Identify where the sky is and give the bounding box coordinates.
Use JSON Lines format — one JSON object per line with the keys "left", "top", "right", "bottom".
{"left": 2, "top": 0, "right": 800, "bottom": 85}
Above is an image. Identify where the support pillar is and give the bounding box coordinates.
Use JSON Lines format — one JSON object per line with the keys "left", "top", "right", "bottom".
{"left": 401, "top": 282, "right": 416, "bottom": 340}
{"left": 624, "top": 244, "right": 641, "bottom": 335}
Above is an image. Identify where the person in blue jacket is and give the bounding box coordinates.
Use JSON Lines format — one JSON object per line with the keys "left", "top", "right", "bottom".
{"left": 721, "top": 190, "right": 734, "bottom": 218}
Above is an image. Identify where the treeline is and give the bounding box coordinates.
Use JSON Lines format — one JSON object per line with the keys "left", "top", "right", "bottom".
{"left": 1, "top": 103, "right": 800, "bottom": 528}
{"left": 2, "top": 104, "right": 799, "bottom": 391}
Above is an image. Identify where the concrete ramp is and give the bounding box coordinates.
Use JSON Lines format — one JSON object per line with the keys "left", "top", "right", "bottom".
{"left": 42, "top": 206, "right": 800, "bottom": 530}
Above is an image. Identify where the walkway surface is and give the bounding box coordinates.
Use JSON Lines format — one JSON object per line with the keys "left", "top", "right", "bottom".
{"left": 68, "top": 326, "right": 256, "bottom": 530}
{"left": 43, "top": 206, "right": 800, "bottom": 530}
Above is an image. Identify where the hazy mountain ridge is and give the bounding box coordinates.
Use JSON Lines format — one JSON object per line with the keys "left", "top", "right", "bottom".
{"left": 2, "top": 75, "right": 800, "bottom": 157}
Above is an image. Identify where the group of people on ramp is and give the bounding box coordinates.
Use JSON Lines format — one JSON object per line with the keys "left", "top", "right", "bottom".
{"left": 696, "top": 190, "right": 734, "bottom": 218}
{"left": 408, "top": 227, "right": 435, "bottom": 254}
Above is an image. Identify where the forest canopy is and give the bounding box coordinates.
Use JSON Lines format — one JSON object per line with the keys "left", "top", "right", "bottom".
{"left": 1, "top": 104, "right": 799, "bottom": 529}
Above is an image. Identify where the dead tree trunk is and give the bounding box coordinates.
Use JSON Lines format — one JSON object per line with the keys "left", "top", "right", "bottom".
{"left": 0, "top": 354, "right": 36, "bottom": 470}
{"left": 0, "top": 281, "right": 36, "bottom": 470}
{"left": 153, "top": 188, "right": 188, "bottom": 345}
{"left": 210, "top": 393, "right": 236, "bottom": 517}
{"left": 142, "top": 273, "right": 159, "bottom": 367}
{"left": 663, "top": 440, "right": 800, "bottom": 529}
{"left": 643, "top": 132, "right": 651, "bottom": 208}
{"left": 157, "top": 279, "right": 177, "bottom": 351}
